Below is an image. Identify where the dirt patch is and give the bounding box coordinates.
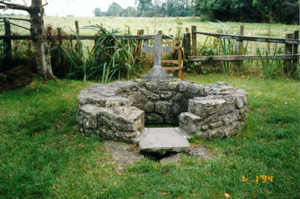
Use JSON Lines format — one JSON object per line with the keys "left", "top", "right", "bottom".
{"left": 0, "top": 65, "right": 34, "bottom": 91}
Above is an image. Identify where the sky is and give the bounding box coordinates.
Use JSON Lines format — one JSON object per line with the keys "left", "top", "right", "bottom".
{"left": 1, "top": 0, "right": 137, "bottom": 17}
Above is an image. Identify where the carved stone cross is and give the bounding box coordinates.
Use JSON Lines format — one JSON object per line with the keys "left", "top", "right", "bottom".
{"left": 142, "top": 34, "right": 174, "bottom": 80}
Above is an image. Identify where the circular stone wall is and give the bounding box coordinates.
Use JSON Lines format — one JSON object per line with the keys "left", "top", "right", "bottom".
{"left": 76, "top": 80, "right": 248, "bottom": 143}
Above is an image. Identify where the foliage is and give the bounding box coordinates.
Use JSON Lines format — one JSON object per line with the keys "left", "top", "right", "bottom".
{"left": 210, "top": 21, "right": 236, "bottom": 73}
{"left": 94, "top": 0, "right": 195, "bottom": 17}
{"left": 107, "top": 2, "right": 123, "bottom": 17}
{"left": 195, "top": 0, "right": 299, "bottom": 24}
{"left": 0, "top": 75, "right": 299, "bottom": 198}
{"left": 55, "top": 26, "right": 134, "bottom": 83}
{"left": 256, "top": 44, "right": 281, "bottom": 79}
{"left": 93, "top": 8, "right": 101, "bottom": 17}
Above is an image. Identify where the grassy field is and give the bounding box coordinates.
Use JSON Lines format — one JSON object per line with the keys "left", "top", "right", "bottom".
{"left": 2, "top": 16, "right": 299, "bottom": 52}
{"left": 0, "top": 74, "right": 299, "bottom": 198}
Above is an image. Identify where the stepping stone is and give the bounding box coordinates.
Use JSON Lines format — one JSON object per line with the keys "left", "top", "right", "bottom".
{"left": 139, "top": 128, "right": 191, "bottom": 153}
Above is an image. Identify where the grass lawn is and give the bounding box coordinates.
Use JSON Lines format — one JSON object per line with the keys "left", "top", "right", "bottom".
{"left": 0, "top": 74, "right": 299, "bottom": 198}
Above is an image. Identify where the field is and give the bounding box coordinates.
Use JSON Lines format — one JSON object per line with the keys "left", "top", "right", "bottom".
{"left": 0, "top": 74, "right": 299, "bottom": 198}
{"left": 2, "top": 16, "right": 299, "bottom": 53}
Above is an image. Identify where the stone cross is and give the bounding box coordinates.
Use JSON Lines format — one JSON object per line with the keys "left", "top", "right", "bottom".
{"left": 142, "top": 34, "right": 174, "bottom": 80}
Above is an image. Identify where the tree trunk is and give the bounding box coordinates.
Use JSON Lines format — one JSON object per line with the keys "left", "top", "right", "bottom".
{"left": 29, "top": 1, "right": 55, "bottom": 79}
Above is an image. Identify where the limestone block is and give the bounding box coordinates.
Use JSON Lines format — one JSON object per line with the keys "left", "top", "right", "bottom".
{"left": 128, "top": 92, "right": 147, "bottom": 108}
{"left": 148, "top": 93, "right": 160, "bottom": 101}
{"left": 77, "top": 105, "right": 107, "bottom": 132}
{"left": 244, "top": 96, "right": 248, "bottom": 105}
{"left": 171, "top": 102, "right": 186, "bottom": 115}
{"left": 144, "top": 101, "right": 155, "bottom": 113}
{"left": 155, "top": 101, "right": 171, "bottom": 115}
{"left": 214, "top": 81, "right": 228, "bottom": 86}
{"left": 168, "top": 82, "right": 179, "bottom": 90}
{"left": 179, "top": 112, "right": 202, "bottom": 133}
{"left": 157, "top": 81, "right": 168, "bottom": 91}
{"left": 122, "top": 131, "right": 141, "bottom": 139}
{"left": 199, "top": 87, "right": 207, "bottom": 96}
{"left": 232, "top": 94, "right": 245, "bottom": 109}
{"left": 223, "top": 127, "right": 236, "bottom": 137}
{"left": 89, "top": 84, "right": 106, "bottom": 89}
{"left": 140, "top": 88, "right": 152, "bottom": 96}
{"left": 209, "top": 121, "right": 223, "bottom": 129}
{"left": 219, "top": 102, "right": 235, "bottom": 115}
{"left": 235, "top": 89, "right": 247, "bottom": 95}
{"left": 188, "top": 83, "right": 201, "bottom": 94}
{"left": 114, "top": 107, "right": 144, "bottom": 132}
{"left": 201, "top": 125, "right": 209, "bottom": 131}
{"left": 79, "top": 104, "right": 104, "bottom": 117}
{"left": 178, "top": 81, "right": 190, "bottom": 92}
{"left": 219, "top": 86, "right": 237, "bottom": 91}
{"left": 208, "top": 128, "right": 225, "bottom": 140}
{"left": 137, "top": 81, "right": 146, "bottom": 87}
{"left": 139, "top": 128, "right": 191, "bottom": 153}
{"left": 145, "top": 81, "right": 157, "bottom": 90}
{"left": 160, "top": 91, "right": 173, "bottom": 100}
{"left": 188, "top": 98, "right": 226, "bottom": 118}
{"left": 105, "top": 96, "right": 130, "bottom": 108}
{"left": 172, "top": 93, "right": 183, "bottom": 102}
{"left": 78, "top": 93, "right": 106, "bottom": 106}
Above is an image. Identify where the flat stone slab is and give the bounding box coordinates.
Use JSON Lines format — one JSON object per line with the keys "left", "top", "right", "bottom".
{"left": 139, "top": 128, "right": 191, "bottom": 153}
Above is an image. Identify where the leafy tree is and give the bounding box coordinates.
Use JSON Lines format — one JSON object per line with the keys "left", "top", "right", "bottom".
{"left": 135, "top": 0, "right": 153, "bottom": 16}
{"left": 93, "top": 7, "right": 101, "bottom": 17}
{"left": 194, "top": 0, "right": 299, "bottom": 24}
{"left": 123, "top": 6, "right": 138, "bottom": 17}
{"left": 107, "top": 2, "right": 123, "bottom": 16}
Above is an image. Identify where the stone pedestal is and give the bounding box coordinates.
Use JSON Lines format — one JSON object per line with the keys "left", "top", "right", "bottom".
{"left": 142, "top": 65, "right": 173, "bottom": 80}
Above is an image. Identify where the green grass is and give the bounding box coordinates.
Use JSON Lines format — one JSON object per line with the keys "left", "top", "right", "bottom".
{"left": 0, "top": 74, "right": 300, "bottom": 198}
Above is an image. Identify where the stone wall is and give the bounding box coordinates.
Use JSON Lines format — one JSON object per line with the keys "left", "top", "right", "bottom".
{"left": 76, "top": 80, "right": 248, "bottom": 143}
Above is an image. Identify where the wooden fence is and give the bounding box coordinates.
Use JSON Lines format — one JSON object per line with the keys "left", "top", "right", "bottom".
{"left": 1, "top": 18, "right": 300, "bottom": 74}
{"left": 1, "top": 19, "right": 181, "bottom": 75}
{"left": 186, "top": 25, "right": 300, "bottom": 73}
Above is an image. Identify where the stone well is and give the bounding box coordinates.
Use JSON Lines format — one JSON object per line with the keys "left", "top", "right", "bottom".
{"left": 76, "top": 80, "right": 248, "bottom": 144}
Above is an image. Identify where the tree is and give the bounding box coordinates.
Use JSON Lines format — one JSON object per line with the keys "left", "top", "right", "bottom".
{"left": 135, "top": 0, "right": 153, "bottom": 16}
{"left": 0, "top": 0, "right": 55, "bottom": 79}
{"left": 107, "top": 2, "right": 123, "bottom": 16}
{"left": 93, "top": 7, "right": 101, "bottom": 17}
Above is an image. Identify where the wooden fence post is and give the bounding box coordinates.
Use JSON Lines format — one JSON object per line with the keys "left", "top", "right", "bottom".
{"left": 57, "top": 28, "right": 63, "bottom": 45}
{"left": 284, "top": 33, "right": 293, "bottom": 74}
{"left": 158, "top": 29, "right": 163, "bottom": 41}
{"left": 192, "top": 26, "right": 196, "bottom": 56}
{"left": 235, "top": 25, "right": 244, "bottom": 71}
{"left": 134, "top": 29, "right": 144, "bottom": 63}
{"left": 3, "top": 19, "right": 12, "bottom": 71}
{"left": 293, "top": 30, "right": 299, "bottom": 69}
{"left": 183, "top": 33, "right": 191, "bottom": 57}
{"left": 75, "top": 21, "right": 79, "bottom": 35}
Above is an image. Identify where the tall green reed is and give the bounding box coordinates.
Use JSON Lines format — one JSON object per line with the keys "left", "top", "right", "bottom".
{"left": 54, "top": 25, "right": 134, "bottom": 83}
{"left": 256, "top": 43, "right": 281, "bottom": 78}
{"left": 210, "top": 21, "right": 236, "bottom": 73}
